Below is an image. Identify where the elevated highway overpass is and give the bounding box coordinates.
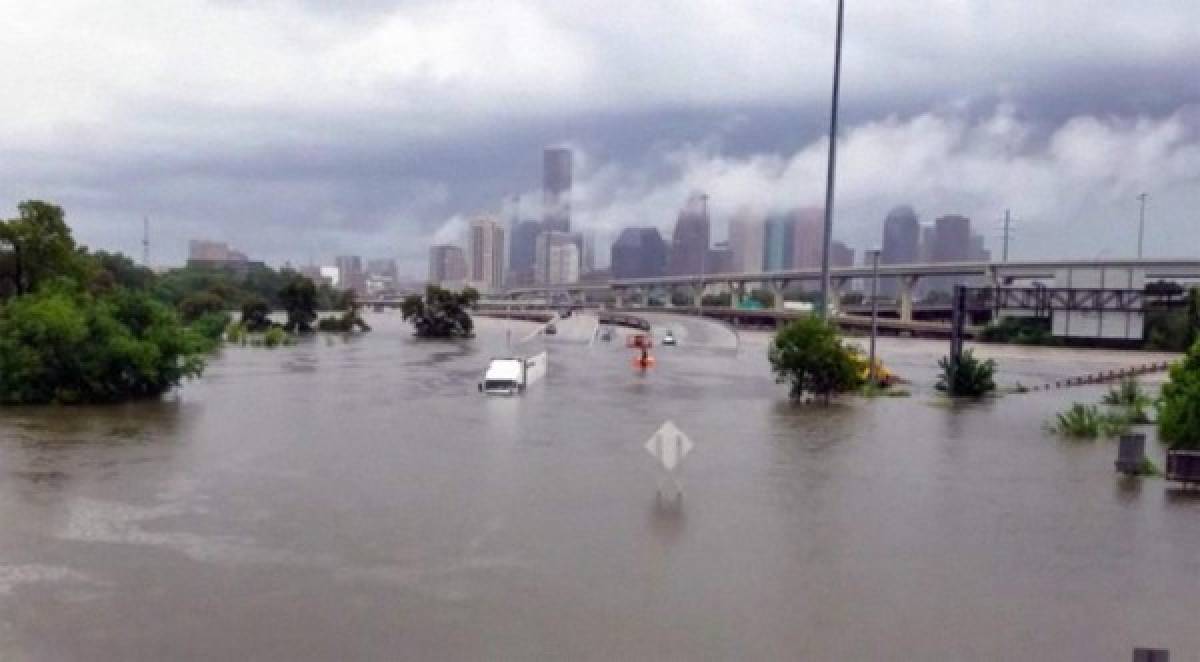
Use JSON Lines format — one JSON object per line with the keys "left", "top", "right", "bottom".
{"left": 494, "top": 258, "right": 1200, "bottom": 324}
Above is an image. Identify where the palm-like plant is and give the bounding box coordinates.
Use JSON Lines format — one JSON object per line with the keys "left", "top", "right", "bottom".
{"left": 936, "top": 349, "right": 996, "bottom": 397}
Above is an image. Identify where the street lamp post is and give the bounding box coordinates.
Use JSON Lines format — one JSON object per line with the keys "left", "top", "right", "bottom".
{"left": 1137, "top": 192, "right": 1148, "bottom": 258}
{"left": 867, "top": 249, "right": 880, "bottom": 387}
{"left": 697, "top": 194, "right": 709, "bottom": 316}
{"left": 818, "top": 0, "right": 846, "bottom": 319}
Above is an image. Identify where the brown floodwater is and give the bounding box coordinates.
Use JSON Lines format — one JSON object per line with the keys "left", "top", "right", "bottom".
{"left": 0, "top": 313, "right": 1196, "bottom": 660}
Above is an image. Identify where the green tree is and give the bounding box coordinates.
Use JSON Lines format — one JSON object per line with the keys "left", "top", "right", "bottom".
{"left": 241, "top": 297, "right": 272, "bottom": 332}
{"left": 1158, "top": 340, "right": 1200, "bottom": 449}
{"left": 0, "top": 201, "right": 85, "bottom": 296}
{"left": 317, "top": 288, "right": 371, "bottom": 332}
{"left": 179, "top": 291, "right": 226, "bottom": 323}
{"left": 768, "top": 317, "right": 861, "bottom": 403}
{"left": 89, "top": 250, "right": 157, "bottom": 292}
{"left": 936, "top": 349, "right": 996, "bottom": 397}
{"left": 278, "top": 276, "right": 318, "bottom": 332}
{"left": 0, "top": 285, "right": 206, "bottom": 404}
{"left": 401, "top": 285, "right": 478, "bottom": 338}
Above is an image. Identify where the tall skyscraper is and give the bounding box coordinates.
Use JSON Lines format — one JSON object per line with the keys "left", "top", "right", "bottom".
{"left": 468, "top": 216, "right": 505, "bottom": 292}
{"left": 534, "top": 231, "right": 580, "bottom": 285}
{"left": 969, "top": 233, "right": 990, "bottom": 261}
{"left": 932, "top": 214, "right": 971, "bottom": 263}
{"left": 428, "top": 244, "right": 467, "bottom": 285}
{"left": 789, "top": 206, "right": 825, "bottom": 269}
{"left": 728, "top": 207, "right": 766, "bottom": 274}
{"left": 581, "top": 230, "right": 597, "bottom": 275}
{"left": 668, "top": 193, "right": 711, "bottom": 276}
{"left": 335, "top": 255, "right": 365, "bottom": 294}
{"left": 830, "top": 240, "right": 854, "bottom": 267}
{"left": 366, "top": 258, "right": 397, "bottom": 279}
{"left": 542, "top": 146, "right": 572, "bottom": 233}
{"left": 708, "top": 241, "right": 734, "bottom": 275}
{"left": 918, "top": 225, "right": 937, "bottom": 263}
{"left": 880, "top": 205, "right": 920, "bottom": 297}
{"left": 611, "top": 227, "right": 667, "bottom": 279}
{"left": 508, "top": 220, "right": 541, "bottom": 286}
{"left": 929, "top": 214, "right": 972, "bottom": 295}
{"left": 764, "top": 212, "right": 795, "bottom": 272}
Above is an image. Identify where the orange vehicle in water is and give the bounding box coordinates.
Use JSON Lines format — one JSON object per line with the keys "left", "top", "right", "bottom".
{"left": 628, "top": 333, "right": 655, "bottom": 369}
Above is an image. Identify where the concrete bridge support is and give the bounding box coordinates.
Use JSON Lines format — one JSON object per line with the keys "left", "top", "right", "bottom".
{"left": 769, "top": 279, "right": 789, "bottom": 311}
{"left": 830, "top": 277, "right": 850, "bottom": 317}
{"left": 728, "top": 282, "right": 745, "bottom": 308}
{"left": 898, "top": 275, "right": 920, "bottom": 322}
{"left": 691, "top": 281, "right": 707, "bottom": 308}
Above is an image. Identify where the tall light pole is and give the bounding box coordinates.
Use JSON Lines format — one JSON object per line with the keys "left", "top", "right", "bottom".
{"left": 818, "top": 0, "right": 845, "bottom": 320}
{"left": 867, "top": 249, "right": 880, "bottom": 387}
{"left": 698, "top": 194, "right": 709, "bottom": 315}
{"left": 1001, "top": 209, "right": 1011, "bottom": 262}
{"left": 1137, "top": 192, "right": 1148, "bottom": 258}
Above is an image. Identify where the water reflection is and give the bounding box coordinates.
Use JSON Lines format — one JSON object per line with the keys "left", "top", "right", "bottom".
{"left": 648, "top": 491, "right": 686, "bottom": 545}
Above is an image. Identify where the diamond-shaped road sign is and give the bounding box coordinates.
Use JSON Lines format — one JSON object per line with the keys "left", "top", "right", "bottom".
{"left": 644, "top": 420, "right": 694, "bottom": 472}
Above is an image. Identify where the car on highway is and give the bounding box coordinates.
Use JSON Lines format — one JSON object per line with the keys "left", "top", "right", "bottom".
{"left": 662, "top": 329, "right": 677, "bottom": 346}
{"left": 544, "top": 322, "right": 557, "bottom": 335}
{"left": 598, "top": 326, "right": 612, "bottom": 342}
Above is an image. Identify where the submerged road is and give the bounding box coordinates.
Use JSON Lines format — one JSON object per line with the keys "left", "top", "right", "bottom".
{"left": 0, "top": 313, "right": 1194, "bottom": 660}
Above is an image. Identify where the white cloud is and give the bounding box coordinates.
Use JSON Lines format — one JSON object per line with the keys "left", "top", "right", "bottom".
{"left": 569, "top": 104, "right": 1200, "bottom": 260}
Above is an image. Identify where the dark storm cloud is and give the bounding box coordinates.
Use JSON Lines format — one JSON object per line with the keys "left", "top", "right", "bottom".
{"left": 1, "top": 0, "right": 1198, "bottom": 275}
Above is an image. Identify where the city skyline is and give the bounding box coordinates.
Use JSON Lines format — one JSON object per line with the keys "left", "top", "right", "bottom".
{"left": 3, "top": 2, "right": 1196, "bottom": 277}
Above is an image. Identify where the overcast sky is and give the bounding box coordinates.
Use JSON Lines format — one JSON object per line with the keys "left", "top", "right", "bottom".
{"left": 3, "top": 0, "right": 1199, "bottom": 276}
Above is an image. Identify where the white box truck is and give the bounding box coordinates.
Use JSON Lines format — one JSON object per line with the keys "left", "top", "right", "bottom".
{"left": 478, "top": 352, "right": 546, "bottom": 395}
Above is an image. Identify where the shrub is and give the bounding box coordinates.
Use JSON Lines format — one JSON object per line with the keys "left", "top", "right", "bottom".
{"left": 936, "top": 349, "right": 996, "bottom": 397}
{"left": 0, "top": 286, "right": 205, "bottom": 404}
{"left": 1158, "top": 340, "right": 1200, "bottom": 449}
{"left": 1049, "top": 403, "right": 1131, "bottom": 439}
{"left": 768, "top": 317, "right": 861, "bottom": 403}
{"left": 188, "top": 311, "right": 231, "bottom": 351}
{"left": 1102, "top": 378, "right": 1153, "bottom": 424}
{"left": 225, "top": 321, "right": 247, "bottom": 345}
{"left": 1051, "top": 403, "right": 1102, "bottom": 438}
{"left": 263, "top": 326, "right": 290, "bottom": 347}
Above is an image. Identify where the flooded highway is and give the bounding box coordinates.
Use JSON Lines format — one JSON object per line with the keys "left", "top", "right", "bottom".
{"left": 1, "top": 312, "right": 1197, "bottom": 660}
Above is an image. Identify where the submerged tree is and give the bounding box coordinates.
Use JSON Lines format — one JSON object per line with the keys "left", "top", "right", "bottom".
{"left": 241, "top": 297, "right": 272, "bottom": 332}
{"left": 278, "top": 276, "right": 318, "bottom": 333}
{"left": 317, "top": 289, "right": 372, "bottom": 332}
{"left": 401, "top": 285, "right": 479, "bottom": 338}
{"left": 768, "top": 317, "right": 860, "bottom": 403}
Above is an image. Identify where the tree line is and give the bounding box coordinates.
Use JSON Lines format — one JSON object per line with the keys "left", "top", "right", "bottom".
{"left": 0, "top": 200, "right": 360, "bottom": 404}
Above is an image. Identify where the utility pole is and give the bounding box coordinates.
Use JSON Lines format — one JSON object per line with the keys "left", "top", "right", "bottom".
{"left": 1137, "top": 192, "right": 1148, "bottom": 258}
{"left": 1001, "top": 209, "right": 1012, "bottom": 262}
{"left": 818, "top": 0, "right": 845, "bottom": 320}
{"left": 697, "top": 194, "right": 709, "bottom": 315}
{"left": 142, "top": 217, "right": 150, "bottom": 267}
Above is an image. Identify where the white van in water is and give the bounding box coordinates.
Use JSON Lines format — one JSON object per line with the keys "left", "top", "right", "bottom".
{"left": 478, "top": 353, "right": 547, "bottom": 395}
